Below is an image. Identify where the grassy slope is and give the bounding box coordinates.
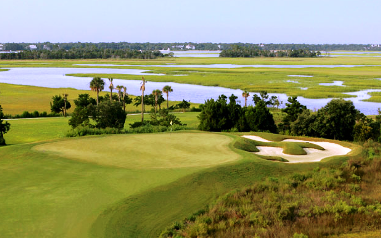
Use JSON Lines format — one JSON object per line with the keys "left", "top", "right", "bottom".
{"left": 0, "top": 116, "right": 363, "bottom": 238}
{"left": 90, "top": 134, "right": 362, "bottom": 238}
{"left": 0, "top": 132, "right": 240, "bottom": 238}
{"left": 0, "top": 142, "right": 200, "bottom": 238}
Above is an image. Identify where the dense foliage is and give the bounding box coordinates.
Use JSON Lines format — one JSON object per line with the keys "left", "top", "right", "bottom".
{"left": 69, "top": 93, "right": 130, "bottom": 129}
{"left": 2, "top": 110, "right": 59, "bottom": 119}
{"left": 50, "top": 95, "right": 71, "bottom": 116}
{"left": 198, "top": 94, "right": 277, "bottom": 133}
{"left": 161, "top": 140, "right": 381, "bottom": 238}
{"left": 0, "top": 105, "right": 11, "bottom": 145}
{"left": 220, "top": 46, "right": 320, "bottom": 58}
{"left": 0, "top": 48, "right": 168, "bottom": 60}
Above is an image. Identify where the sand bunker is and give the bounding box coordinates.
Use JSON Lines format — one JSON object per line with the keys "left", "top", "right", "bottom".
{"left": 243, "top": 136, "right": 351, "bottom": 163}
{"left": 242, "top": 135, "right": 272, "bottom": 142}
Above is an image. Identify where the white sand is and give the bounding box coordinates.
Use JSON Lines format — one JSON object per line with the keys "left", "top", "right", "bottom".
{"left": 242, "top": 135, "right": 272, "bottom": 142}
{"left": 243, "top": 136, "right": 351, "bottom": 163}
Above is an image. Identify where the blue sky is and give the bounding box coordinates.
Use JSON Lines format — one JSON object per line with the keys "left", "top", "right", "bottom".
{"left": 1, "top": 0, "right": 380, "bottom": 43}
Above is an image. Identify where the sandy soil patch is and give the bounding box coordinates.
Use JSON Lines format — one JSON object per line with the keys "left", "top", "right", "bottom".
{"left": 243, "top": 136, "right": 351, "bottom": 163}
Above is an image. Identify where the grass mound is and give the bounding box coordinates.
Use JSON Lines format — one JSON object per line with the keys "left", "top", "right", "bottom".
{"left": 233, "top": 138, "right": 259, "bottom": 152}
{"left": 33, "top": 133, "right": 240, "bottom": 169}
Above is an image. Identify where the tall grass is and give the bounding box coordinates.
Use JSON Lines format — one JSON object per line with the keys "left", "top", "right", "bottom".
{"left": 160, "top": 140, "right": 381, "bottom": 238}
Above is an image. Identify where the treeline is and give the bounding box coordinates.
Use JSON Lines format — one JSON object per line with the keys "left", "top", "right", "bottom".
{"left": 198, "top": 91, "right": 381, "bottom": 142}
{"left": 220, "top": 46, "right": 320, "bottom": 58}
{"left": 0, "top": 48, "right": 168, "bottom": 60}
{"left": 2, "top": 42, "right": 380, "bottom": 51}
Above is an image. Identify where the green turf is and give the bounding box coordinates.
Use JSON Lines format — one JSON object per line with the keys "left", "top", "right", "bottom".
{"left": 33, "top": 133, "right": 239, "bottom": 169}
{"left": 89, "top": 133, "right": 362, "bottom": 238}
{"left": 0, "top": 126, "right": 362, "bottom": 238}
{"left": 3, "top": 112, "right": 200, "bottom": 145}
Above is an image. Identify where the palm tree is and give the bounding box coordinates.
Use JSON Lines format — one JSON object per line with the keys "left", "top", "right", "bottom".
{"left": 108, "top": 78, "right": 114, "bottom": 102}
{"left": 122, "top": 86, "right": 127, "bottom": 112}
{"left": 115, "top": 85, "right": 124, "bottom": 102}
{"left": 140, "top": 77, "right": 147, "bottom": 122}
{"left": 162, "top": 85, "right": 173, "bottom": 109}
{"left": 152, "top": 89, "right": 162, "bottom": 113}
{"left": 90, "top": 77, "right": 105, "bottom": 105}
{"left": 242, "top": 91, "right": 250, "bottom": 107}
{"left": 62, "top": 93, "right": 69, "bottom": 117}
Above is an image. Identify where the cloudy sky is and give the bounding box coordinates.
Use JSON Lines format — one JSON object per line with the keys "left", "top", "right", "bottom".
{"left": 1, "top": 0, "right": 380, "bottom": 43}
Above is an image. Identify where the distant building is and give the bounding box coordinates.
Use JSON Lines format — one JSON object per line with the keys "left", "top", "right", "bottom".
{"left": 0, "top": 44, "right": 4, "bottom": 50}
{"left": 172, "top": 45, "right": 184, "bottom": 49}
{"left": 28, "top": 45, "right": 37, "bottom": 50}
{"left": 43, "top": 45, "right": 51, "bottom": 50}
{"left": 185, "top": 44, "right": 195, "bottom": 50}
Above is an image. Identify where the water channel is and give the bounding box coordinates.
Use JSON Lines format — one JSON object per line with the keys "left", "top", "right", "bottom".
{"left": 1, "top": 67, "right": 381, "bottom": 115}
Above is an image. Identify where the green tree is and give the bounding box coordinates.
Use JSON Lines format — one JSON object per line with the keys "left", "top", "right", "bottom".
{"left": 242, "top": 91, "right": 250, "bottom": 107}
{"left": 162, "top": 85, "right": 173, "bottom": 109}
{"left": 314, "top": 99, "right": 359, "bottom": 140}
{"left": 245, "top": 100, "right": 277, "bottom": 133}
{"left": 0, "top": 105, "right": 11, "bottom": 146}
{"left": 108, "top": 78, "right": 114, "bottom": 102}
{"left": 90, "top": 77, "right": 105, "bottom": 105}
{"left": 198, "top": 95, "right": 230, "bottom": 132}
{"left": 177, "top": 100, "right": 191, "bottom": 112}
{"left": 290, "top": 109, "right": 318, "bottom": 137}
{"left": 152, "top": 89, "right": 162, "bottom": 113}
{"left": 62, "top": 93, "right": 69, "bottom": 117}
{"left": 140, "top": 77, "right": 147, "bottom": 122}
{"left": 73, "top": 94, "right": 96, "bottom": 108}
{"left": 115, "top": 85, "right": 124, "bottom": 102}
{"left": 94, "top": 101, "right": 126, "bottom": 129}
{"left": 68, "top": 104, "right": 96, "bottom": 129}
{"left": 50, "top": 95, "right": 71, "bottom": 115}
{"left": 280, "top": 96, "right": 307, "bottom": 133}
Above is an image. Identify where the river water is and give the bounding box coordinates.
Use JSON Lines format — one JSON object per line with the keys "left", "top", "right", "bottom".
{"left": 1, "top": 67, "right": 381, "bottom": 115}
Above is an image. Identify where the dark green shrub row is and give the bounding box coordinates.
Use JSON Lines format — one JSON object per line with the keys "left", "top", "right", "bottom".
{"left": 3, "top": 110, "right": 60, "bottom": 119}
{"left": 66, "top": 124, "right": 188, "bottom": 137}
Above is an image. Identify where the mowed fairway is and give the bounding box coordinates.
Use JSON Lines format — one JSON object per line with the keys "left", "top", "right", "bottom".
{"left": 33, "top": 133, "right": 239, "bottom": 169}
{"left": 0, "top": 132, "right": 241, "bottom": 238}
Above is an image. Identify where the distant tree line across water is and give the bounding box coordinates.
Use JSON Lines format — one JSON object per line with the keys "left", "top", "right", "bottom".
{"left": 219, "top": 46, "right": 320, "bottom": 58}
{"left": 0, "top": 48, "right": 168, "bottom": 60}
{"left": 2, "top": 42, "right": 381, "bottom": 52}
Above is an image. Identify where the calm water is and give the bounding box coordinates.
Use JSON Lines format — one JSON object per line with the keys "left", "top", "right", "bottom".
{"left": 1, "top": 67, "right": 381, "bottom": 115}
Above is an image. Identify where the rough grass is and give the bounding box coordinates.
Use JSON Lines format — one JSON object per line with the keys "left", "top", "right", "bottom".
{"left": 159, "top": 140, "right": 378, "bottom": 238}
{"left": 0, "top": 83, "right": 199, "bottom": 115}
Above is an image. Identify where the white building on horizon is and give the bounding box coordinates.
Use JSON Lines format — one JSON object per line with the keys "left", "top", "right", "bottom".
{"left": 185, "top": 44, "right": 195, "bottom": 50}
{"left": 0, "top": 44, "right": 4, "bottom": 51}
{"left": 28, "top": 45, "right": 37, "bottom": 50}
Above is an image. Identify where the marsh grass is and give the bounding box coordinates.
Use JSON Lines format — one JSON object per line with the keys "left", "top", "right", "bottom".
{"left": 2, "top": 58, "right": 381, "bottom": 102}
